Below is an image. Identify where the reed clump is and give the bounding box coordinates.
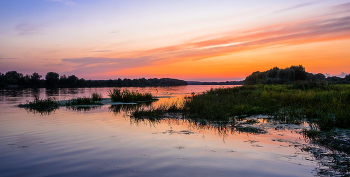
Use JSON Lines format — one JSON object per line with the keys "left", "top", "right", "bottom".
{"left": 108, "top": 88, "right": 153, "bottom": 102}
{"left": 91, "top": 92, "right": 103, "bottom": 101}
{"left": 18, "top": 97, "right": 60, "bottom": 111}
{"left": 65, "top": 97, "right": 103, "bottom": 106}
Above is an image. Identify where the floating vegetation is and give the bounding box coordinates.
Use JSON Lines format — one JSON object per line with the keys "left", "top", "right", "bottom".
{"left": 236, "top": 126, "right": 266, "bottom": 134}
{"left": 65, "top": 97, "right": 103, "bottom": 106}
{"left": 301, "top": 129, "right": 350, "bottom": 176}
{"left": 66, "top": 106, "right": 102, "bottom": 112}
{"left": 18, "top": 97, "right": 60, "bottom": 113}
{"left": 303, "top": 129, "right": 350, "bottom": 155}
{"left": 108, "top": 88, "right": 153, "bottom": 102}
{"left": 243, "top": 119, "right": 260, "bottom": 124}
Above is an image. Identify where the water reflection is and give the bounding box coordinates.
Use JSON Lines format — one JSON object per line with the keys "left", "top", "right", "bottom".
{"left": 31, "top": 88, "right": 40, "bottom": 98}
{"left": 109, "top": 104, "right": 144, "bottom": 114}
{"left": 2, "top": 86, "right": 328, "bottom": 177}
{"left": 21, "top": 106, "right": 59, "bottom": 115}
{"left": 66, "top": 106, "right": 102, "bottom": 112}
{"left": 0, "top": 88, "right": 25, "bottom": 97}
{"left": 45, "top": 88, "right": 59, "bottom": 96}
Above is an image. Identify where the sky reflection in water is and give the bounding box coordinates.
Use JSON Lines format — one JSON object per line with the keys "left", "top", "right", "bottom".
{"left": 0, "top": 86, "right": 317, "bottom": 177}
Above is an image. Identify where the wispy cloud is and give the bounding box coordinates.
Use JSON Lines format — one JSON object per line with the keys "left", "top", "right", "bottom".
{"left": 58, "top": 3, "right": 350, "bottom": 76}
{"left": 272, "top": 2, "right": 319, "bottom": 14}
{"left": 60, "top": 14, "right": 350, "bottom": 76}
{"left": 60, "top": 57, "right": 158, "bottom": 75}
{"left": 15, "top": 22, "right": 45, "bottom": 36}
{"left": 91, "top": 50, "right": 112, "bottom": 53}
{"left": 332, "top": 2, "right": 350, "bottom": 13}
{"left": 0, "top": 58, "right": 18, "bottom": 60}
{"left": 46, "top": 0, "right": 76, "bottom": 6}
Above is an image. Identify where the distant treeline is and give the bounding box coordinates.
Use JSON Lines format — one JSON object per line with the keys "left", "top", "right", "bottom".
{"left": 187, "top": 81, "right": 244, "bottom": 85}
{"left": 244, "top": 65, "right": 350, "bottom": 85}
{"left": 0, "top": 71, "right": 188, "bottom": 88}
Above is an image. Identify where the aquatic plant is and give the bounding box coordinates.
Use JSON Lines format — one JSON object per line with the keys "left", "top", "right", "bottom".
{"left": 91, "top": 92, "right": 103, "bottom": 101}
{"left": 236, "top": 126, "right": 266, "bottom": 134}
{"left": 131, "top": 84, "right": 350, "bottom": 130}
{"left": 108, "top": 103, "right": 152, "bottom": 114}
{"left": 66, "top": 106, "right": 101, "bottom": 112}
{"left": 302, "top": 129, "right": 350, "bottom": 175}
{"left": 184, "top": 85, "right": 350, "bottom": 130}
{"left": 65, "top": 97, "right": 103, "bottom": 106}
{"left": 18, "top": 97, "right": 60, "bottom": 111}
{"left": 108, "top": 88, "right": 153, "bottom": 102}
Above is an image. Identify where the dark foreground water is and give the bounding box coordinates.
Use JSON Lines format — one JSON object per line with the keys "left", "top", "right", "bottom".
{"left": 0, "top": 86, "right": 318, "bottom": 176}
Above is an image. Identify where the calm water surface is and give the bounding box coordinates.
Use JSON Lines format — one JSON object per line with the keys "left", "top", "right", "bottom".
{"left": 0, "top": 86, "right": 318, "bottom": 176}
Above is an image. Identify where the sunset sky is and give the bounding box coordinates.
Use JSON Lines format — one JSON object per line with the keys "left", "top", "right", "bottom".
{"left": 1, "top": 0, "right": 350, "bottom": 81}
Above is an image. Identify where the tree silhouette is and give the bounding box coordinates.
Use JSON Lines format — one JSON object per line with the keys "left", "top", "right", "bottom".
{"left": 45, "top": 72, "right": 59, "bottom": 87}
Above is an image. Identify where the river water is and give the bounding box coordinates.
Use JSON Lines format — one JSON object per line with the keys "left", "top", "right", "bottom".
{"left": 0, "top": 86, "right": 318, "bottom": 176}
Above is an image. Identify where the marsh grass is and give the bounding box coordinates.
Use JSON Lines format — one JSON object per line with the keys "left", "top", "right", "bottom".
{"left": 130, "top": 84, "right": 350, "bottom": 131}
{"left": 65, "top": 92, "right": 104, "bottom": 106}
{"left": 303, "top": 129, "right": 350, "bottom": 155}
{"left": 66, "top": 106, "right": 101, "bottom": 112}
{"left": 302, "top": 129, "right": 350, "bottom": 175}
{"left": 91, "top": 92, "right": 103, "bottom": 101}
{"left": 243, "top": 119, "right": 260, "bottom": 124}
{"left": 182, "top": 85, "right": 350, "bottom": 130}
{"left": 65, "top": 97, "right": 103, "bottom": 106}
{"left": 236, "top": 126, "right": 266, "bottom": 134}
{"left": 131, "top": 100, "right": 184, "bottom": 120}
{"left": 18, "top": 97, "right": 60, "bottom": 112}
{"left": 108, "top": 102, "right": 153, "bottom": 114}
{"left": 108, "top": 88, "right": 153, "bottom": 102}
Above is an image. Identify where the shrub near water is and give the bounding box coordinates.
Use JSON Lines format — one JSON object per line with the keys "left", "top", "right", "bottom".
{"left": 108, "top": 88, "right": 153, "bottom": 102}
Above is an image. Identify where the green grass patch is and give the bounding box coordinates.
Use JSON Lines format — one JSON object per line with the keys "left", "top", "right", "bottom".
{"left": 130, "top": 84, "right": 350, "bottom": 131}
{"left": 108, "top": 88, "right": 153, "bottom": 102}
{"left": 181, "top": 85, "right": 350, "bottom": 130}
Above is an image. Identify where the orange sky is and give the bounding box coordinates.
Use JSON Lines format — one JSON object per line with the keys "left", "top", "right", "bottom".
{"left": 1, "top": 1, "right": 350, "bottom": 81}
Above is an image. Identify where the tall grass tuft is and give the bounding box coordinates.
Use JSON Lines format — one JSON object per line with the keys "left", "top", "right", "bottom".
{"left": 65, "top": 97, "right": 103, "bottom": 106}
{"left": 91, "top": 92, "right": 103, "bottom": 101}
{"left": 108, "top": 88, "right": 153, "bottom": 102}
{"left": 19, "top": 97, "right": 60, "bottom": 112}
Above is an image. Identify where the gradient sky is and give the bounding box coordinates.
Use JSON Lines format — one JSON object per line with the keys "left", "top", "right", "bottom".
{"left": 1, "top": 0, "right": 350, "bottom": 81}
